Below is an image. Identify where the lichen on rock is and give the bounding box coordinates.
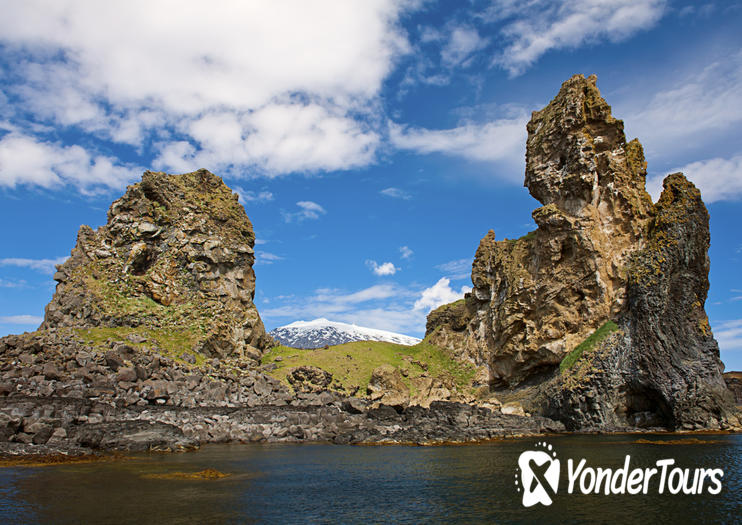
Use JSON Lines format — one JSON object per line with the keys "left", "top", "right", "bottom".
{"left": 425, "top": 74, "right": 739, "bottom": 431}
{"left": 428, "top": 74, "right": 654, "bottom": 387}
{"left": 42, "top": 169, "right": 272, "bottom": 361}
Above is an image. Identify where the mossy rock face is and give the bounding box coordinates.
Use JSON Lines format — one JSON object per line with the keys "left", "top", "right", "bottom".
{"left": 42, "top": 169, "right": 272, "bottom": 361}
{"left": 559, "top": 321, "right": 618, "bottom": 373}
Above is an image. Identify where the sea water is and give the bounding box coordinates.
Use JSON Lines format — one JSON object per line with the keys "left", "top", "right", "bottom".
{"left": 0, "top": 434, "right": 739, "bottom": 524}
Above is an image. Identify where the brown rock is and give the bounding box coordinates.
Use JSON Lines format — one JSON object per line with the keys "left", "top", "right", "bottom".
{"left": 367, "top": 364, "right": 409, "bottom": 408}
{"left": 427, "top": 74, "right": 654, "bottom": 387}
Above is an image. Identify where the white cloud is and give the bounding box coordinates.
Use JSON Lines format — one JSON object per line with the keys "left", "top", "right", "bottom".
{"left": 389, "top": 116, "right": 527, "bottom": 174}
{"left": 313, "top": 284, "right": 403, "bottom": 305}
{"left": 380, "top": 187, "right": 412, "bottom": 200}
{"left": 414, "top": 277, "right": 470, "bottom": 312}
{"left": 0, "top": 278, "right": 27, "bottom": 288}
{"left": 0, "top": 133, "right": 137, "bottom": 191}
{"left": 263, "top": 277, "right": 473, "bottom": 336}
{"left": 489, "top": 0, "right": 666, "bottom": 76}
{"left": 626, "top": 52, "right": 742, "bottom": 158}
{"left": 400, "top": 246, "right": 414, "bottom": 259}
{"left": 366, "top": 260, "right": 399, "bottom": 276}
{"left": 716, "top": 319, "right": 742, "bottom": 351}
{"left": 255, "top": 252, "right": 284, "bottom": 266}
{"left": 234, "top": 187, "right": 274, "bottom": 206}
{"left": 441, "top": 26, "right": 487, "bottom": 67}
{"left": 435, "top": 258, "right": 472, "bottom": 279}
{"left": 647, "top": 155, "right": 742, "bottom": 203}
{"left": 158, "top": 103, "right": 381, "bottom": 175}
{"left": 283, "top": 201, "right": 327, "bottom": 222}
{"left": 262, "top": 283, "right": 422, "bottom": 334}
{"left": 0, "top": 256, "right": 68, "bottom": 274}
{"left": 0, "top": 315, "right": 43, "bottom": 325}
{"left": 0, "top": 1, "right": 412, "bottom": 183}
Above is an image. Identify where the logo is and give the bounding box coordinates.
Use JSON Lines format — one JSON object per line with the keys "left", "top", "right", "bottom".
{"left": 515, "top": 442, "right": 725, "bottom": 508}
{"left": 515, "top": 441, "right": 560, "bottom": 507}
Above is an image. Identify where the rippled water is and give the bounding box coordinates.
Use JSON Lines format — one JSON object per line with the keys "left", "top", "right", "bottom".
{"left": 1, "top": 434, "right": 739, "bottom": 524}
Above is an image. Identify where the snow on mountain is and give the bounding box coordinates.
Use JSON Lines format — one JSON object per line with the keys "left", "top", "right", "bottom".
{"left": 269, "top": 318, "right": 421, "bottom": 349}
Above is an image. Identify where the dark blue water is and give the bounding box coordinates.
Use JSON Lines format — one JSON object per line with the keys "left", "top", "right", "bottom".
{"left": 0, "top": 434, "right": 740, "bottom": 524}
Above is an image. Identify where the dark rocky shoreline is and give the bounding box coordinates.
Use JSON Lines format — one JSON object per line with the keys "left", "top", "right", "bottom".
{"left": 0, "top": 329, "right": 566, "bottom": 456}
{"left": 0, "top": 395, "right": 566, "bottom": 457}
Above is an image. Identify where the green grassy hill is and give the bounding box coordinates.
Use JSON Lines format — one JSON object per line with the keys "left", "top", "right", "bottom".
{"left": 261, "top": 340, "right": 478, "bottom": 397}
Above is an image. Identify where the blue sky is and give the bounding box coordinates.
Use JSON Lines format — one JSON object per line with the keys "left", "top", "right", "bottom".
{"left": 1, "top": 1, "right": 741, "bottom": 369}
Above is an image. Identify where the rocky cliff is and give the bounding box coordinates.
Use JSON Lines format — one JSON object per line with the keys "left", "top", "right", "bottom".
{"left": 42, "top": 169, "right": 272, "bottom": 360}
{"left": 724, "top": 372, "right": 742, "bottom": 405}
{"left": 426, "top": 74, "right": 738, "bottom": 431}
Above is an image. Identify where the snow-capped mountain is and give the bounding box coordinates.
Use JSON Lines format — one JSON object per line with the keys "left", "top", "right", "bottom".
{"left": 269, "top": 318, "right": 421, "bottom": 349}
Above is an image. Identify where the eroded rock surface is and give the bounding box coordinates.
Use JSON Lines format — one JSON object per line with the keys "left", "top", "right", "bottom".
{"left": 426, "top": 74, "right": 739, "bottom": 431}
{"left": 546, "top": 174, "right": 738, "bottom": 430}
{"left": 725, "top": 372, "right": 742, "bottom": 405}
{"left": 42, "top": 169, "right": 272, "bottom": 360}
{"left": 428, "top": 74, "right": 653, "bottom": 387}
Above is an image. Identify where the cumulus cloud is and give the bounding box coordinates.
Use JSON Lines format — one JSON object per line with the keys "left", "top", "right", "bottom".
{"left": 282, "top": 201, "right": 327, "bottom": 222}
{"left": 156, "top": 103, "right": 380, "bottom": 175}
{"left": 380, "top": 187, "right": 412, "bottom": 200}
{"left": 0, "top": 315, "right": 43, "bottom": 325}
{"left": 399, "top": 246, "right": 414, "bottom": 259}
{"left": 366, "top": 260, "right": 399, "bottom": 276}
{"left": 0, "top": 133, "right": 137, "bottom": 191}
{"left": 0, "top": 1, "right": 411, "bottom": 185}
{"left": 488, "top": 0, "right": 666, "bottom": 76}
{"left": 0, "top": 256, "right": 68, "bottom": 274}
{"left": 414, "top": 277, "right": 471, "bottom": 312}
{"left": 389, "top": 116, "right": 527, "bottom": 175}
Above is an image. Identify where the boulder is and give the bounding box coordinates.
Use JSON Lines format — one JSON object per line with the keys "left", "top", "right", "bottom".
{"left": 367, "top": 365, "right": 409, "bottom": 409}
{"left": 286, "top": 366, "right": 333, "bottom": 393}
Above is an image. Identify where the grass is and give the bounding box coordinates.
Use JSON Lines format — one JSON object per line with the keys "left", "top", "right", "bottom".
{"left": 559, "top": 320, "right": 618, "bottom": 373}
{"left": 74, "top": 326, "right": 206, "bottom": 365}
{"left": 261, "top": 340, "right": 477, "bottom": 396}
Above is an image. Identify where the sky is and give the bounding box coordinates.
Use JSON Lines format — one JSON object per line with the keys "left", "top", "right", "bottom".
{"left": 0, "top": 1, "right": 741, "bottom": 370}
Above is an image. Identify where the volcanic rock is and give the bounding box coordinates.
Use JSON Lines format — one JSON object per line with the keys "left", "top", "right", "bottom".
{"left": 41, "top": 169, "right": 272, "bottom": 360}
{"left": 426, "top": 74, "right": 738, "bottom": 431}
{"left": 723, "top": 372, "right": 742, "bottom": 405}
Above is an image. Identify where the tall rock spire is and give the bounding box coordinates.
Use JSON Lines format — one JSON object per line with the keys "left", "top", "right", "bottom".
{"left": 425, "top": 74, "right": 738, "bottom": 431}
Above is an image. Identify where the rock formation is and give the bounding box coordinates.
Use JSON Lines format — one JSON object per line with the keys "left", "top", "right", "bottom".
{"left": 42, "top": 169, "right": 272, "bottom": 360}
{"left": 426, "top": 74, "right": 738, "bottom": 431}
{"left": 546, "top": 173, "right": 736, "bottom": 430}
{"left": 723, "top": 372, "right": 742, "bottom": 405}
{"left": 0, "top": 168, "right": 563, "bottom": 455}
